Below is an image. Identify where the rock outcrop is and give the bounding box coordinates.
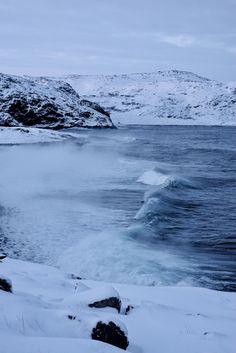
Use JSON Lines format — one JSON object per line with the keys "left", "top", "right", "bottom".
{"left": 0, "top": 276, "right": 12, "bottom": 293}
{"left": 88, "top": 296, "right": 121, "bottom": 313}
{"left": 63, "top": 286, "right": 121, "bottom": 312}
{"left": 0, "top": 253, "right": 7, "bottom": 262}
{"left": 0, "top": 73, "right": 114, "bottom": 129}
{"left": 91, "top": 320, "right": 129, "bottom": 350}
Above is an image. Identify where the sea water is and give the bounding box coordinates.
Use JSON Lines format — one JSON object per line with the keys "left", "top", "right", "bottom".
{"left": 0, "top": 126, "right": 235, "bottom": 291}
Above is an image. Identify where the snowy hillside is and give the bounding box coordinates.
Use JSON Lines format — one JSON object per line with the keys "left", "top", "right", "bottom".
{"left": 0, "top": 73, "right": 114, "bottom": 129}
{"left": 62, "top": 70, "right": 236, "bottom": 125}
{"left": 1, "top": 256, "right": 236, "bottom": 353}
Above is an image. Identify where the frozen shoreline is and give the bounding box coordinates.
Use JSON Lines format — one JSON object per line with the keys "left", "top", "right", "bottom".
{"left": 0, "top": 127, "right": 82, "bottom": 144}
{"left": 0, "top": 257, "right": 235, "bottom": 353}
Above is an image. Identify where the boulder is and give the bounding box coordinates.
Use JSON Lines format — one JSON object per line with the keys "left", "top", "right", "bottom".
{"left": 89, "top": 296, "right": 121, "bottom": 313}
{"left": 91, "top": 320, "right": 129, "bottom": 350}
{"left": 125, "top": 305, "right": 134, "bottom": 315}
{"left": 0, "top": 253, "right": 7, "bottom": 261}
{"left": 63, "top": 286, "right": 121, "bottom": 312}
{"left": 0, "top": 276, "right": 12, "bottom": 293}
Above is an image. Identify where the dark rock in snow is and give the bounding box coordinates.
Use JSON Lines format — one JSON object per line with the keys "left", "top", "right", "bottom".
{"left": 91, "top": 320, "right": 129, "bottom": 350}
{"left": 125, "top": 305, "right": 134, "bottom": 315}
{"left": 0, "top": 253, "right": 7, "bottom": 261}
{"left": 80, "top": 99, "right": 110, "bottom": 117}
{"left": 70, "top": 273, "right": 82, "bottom": 280}
{"left": 0, "top": 73, "right": 114, "bottom": 129}
{"left": 67, "top": 315, "right": 76, "bottom": 320}
{"left": 0, "top": 276, "right": 12, "bottom": 293}
{"left": 88, "top": 296, "right": 121, "bottom": 313}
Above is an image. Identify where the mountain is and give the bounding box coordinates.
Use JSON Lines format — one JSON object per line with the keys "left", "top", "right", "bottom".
{"left": 1, "top": 71, "right": 235, "bottom": 128}
{"left": 0, "top": 73, "right": 114, "bottom": 129}
{"left": 61, "top": 70, "right": 236, "bottom": 125}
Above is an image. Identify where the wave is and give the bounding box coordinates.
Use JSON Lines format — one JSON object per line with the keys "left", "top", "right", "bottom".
{"left": 54, "top": 164, "right": 199, "bottom": 286}
{"left": 137, "top": 169, "right": 173, "bottom": 187}
{"left": 56, "top": 226, "right": 192, "bottom": 286}
{"left": 135, "top": 167, "right": 199, "bottom": 222}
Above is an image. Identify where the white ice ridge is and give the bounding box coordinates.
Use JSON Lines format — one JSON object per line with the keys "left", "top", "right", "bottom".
{"left": 0, "top": 257, "right": 235, "bottom": 353}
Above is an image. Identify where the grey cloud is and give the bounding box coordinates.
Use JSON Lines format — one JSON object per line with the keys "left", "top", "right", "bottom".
{"left": 0, "top": 0, "right": 235, "bottom": 81}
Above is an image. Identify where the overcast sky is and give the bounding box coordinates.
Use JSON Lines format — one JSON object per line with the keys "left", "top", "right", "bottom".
{"left": 0, "top": 0, "right": 235, "bottom": 81}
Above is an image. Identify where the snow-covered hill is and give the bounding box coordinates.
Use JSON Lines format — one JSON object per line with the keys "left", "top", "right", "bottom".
{"left": 0, "top": 73, "right": 114, "bottom": 129}
{"left": 62, "top": 70, "right": 236, "bottom": 125}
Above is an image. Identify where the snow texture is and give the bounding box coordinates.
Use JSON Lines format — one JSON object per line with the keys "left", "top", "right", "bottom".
{"left": 0, "top": 73, "right": 114, "bottom": 129}
{"left": 0, "top": 257, "right": 235, "bottom": 353}
{"left": 62, "top": 70, "right": 236, "bottom": 125}
{"left": 0, "top": 127, "right": 85, "bottom": 144}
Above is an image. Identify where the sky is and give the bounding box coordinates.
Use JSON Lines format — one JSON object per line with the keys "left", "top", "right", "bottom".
{"left": 0, "top": 0, "right": 235, "bottom": 81}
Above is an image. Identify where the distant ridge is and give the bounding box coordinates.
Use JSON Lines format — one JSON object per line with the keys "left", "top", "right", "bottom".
{"left": 59, "top": 70, "right": 236, "bottom": 125}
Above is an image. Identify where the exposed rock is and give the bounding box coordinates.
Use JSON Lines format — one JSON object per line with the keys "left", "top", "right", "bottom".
{"left": 0, "top": 276, "right": 12, "bottom": 293}
{"left": 0, "top": 73, "right": 114, "bottom": 129}
{"left": 91, "top": 320, "right": 129, "bottom": 350}
{"left": 125, "top": 305, "right": 134, "bottom": 315}
{"left": 0, "top": 253, "right": 7, "bottom": 261}
{"left": 63, "top": 286, "right": 121, "bottom": 311}
{"left": 67, "top": 315, "right": 76, "bottom": 320}
{"left": 80, "top": 99, "right": 110, "bottom": 117}
{"left": 70, "top": 273, "right": 82, "bottom": 280}
{"left": 89, "top": 296, "right": 121, "bottom": 313}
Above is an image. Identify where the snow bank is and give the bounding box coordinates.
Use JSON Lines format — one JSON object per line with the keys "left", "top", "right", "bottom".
{"left": 0, "top": 257, "right": 235, "bottom": 353}
{"left": 0, "top": 127, "right": 81, "bottom": 144}
{"left": 64, "top": 286, "right": 120, "bottom": 310}
{"left": 0, "top": 336, "right": 122, "bottom": 353}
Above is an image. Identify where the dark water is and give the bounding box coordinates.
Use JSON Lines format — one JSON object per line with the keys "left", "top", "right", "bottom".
{"left": 0, "top": 125, "right": 236, "bottom": 291}
{"left": 120, "top": 126, "right": 236, "bottom": 291}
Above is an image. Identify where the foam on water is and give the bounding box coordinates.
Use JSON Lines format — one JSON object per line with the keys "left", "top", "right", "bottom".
{"left": 136, "top": 168, "right": 199, "bottom": 221}
{"left": 56, "top": 226, "right": 192, "bottom": 286}
{"left": 137, "top": 169, "right": 172, "bottom": 187}
{"left": 1, "top": 126, "right": 236, "bottom": 291}
{"left": 56, "top": 164, "right": 201, "bottom": 286}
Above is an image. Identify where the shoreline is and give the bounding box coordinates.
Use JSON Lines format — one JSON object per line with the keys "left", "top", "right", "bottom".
{"left": 1, "top": 256, "right": 235, "bottom": 353}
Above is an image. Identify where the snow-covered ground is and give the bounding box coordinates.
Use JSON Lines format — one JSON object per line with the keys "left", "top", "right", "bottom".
{"left": 0, "top": 73, "right": 114, "bottom": 129}
{"left": 61, "top": 70, "right": 236, "bottom": 125}
{"left": 0, "top": 127, "right": 82, "bottom": 144}
{"left": 0, "top": 257, "right": 235, "bottom": 353}
{"left": 0, "top": 73, "right": 235, "bottom": 353}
